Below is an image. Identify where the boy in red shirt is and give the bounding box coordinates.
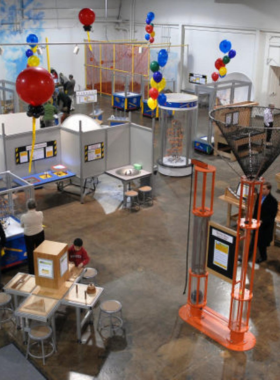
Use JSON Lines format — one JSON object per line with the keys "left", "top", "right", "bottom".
{"left": 68, "top": 238, "right": 90, "bottom": 268}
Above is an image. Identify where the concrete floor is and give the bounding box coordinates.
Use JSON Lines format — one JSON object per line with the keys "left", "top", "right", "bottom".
{"left": 1, "top": 97, "right": 280, "bottom": 380}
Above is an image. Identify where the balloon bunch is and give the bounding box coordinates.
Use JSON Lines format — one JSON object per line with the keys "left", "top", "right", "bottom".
{"left": 79, "top": 8, "right": 95, "bottom": 52}
{"left": 211, "top": 40, "right": 237, "bottom": 82}
{"left": 147, "top": 49, "right": 169, "bottom": 110}
{"left": 144, "top": 12, "right": 155, "bottom": 44}
{"left": 16, "top": 67, "right": 54, "bottom": 172}
{"left": 25, "top": 34, "right": 40, "bottom": 67}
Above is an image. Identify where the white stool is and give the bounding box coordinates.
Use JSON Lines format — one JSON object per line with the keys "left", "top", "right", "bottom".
{"left": 26, "top": 325, "right": 55, "bottom": 365}
{"left": 0, "top": 293, "right": 14, "bottom": 329}
{"left": 98, "top": 300, "right": 123, "bottom": 337}
{"left": 82, "top": 267, "right": 98, "bottom": 284}
{"left": 124, "top": 190, "right": 140, "bottom": 211}
{"left": 138, "top": 186, "right": 153, "bottom": 207}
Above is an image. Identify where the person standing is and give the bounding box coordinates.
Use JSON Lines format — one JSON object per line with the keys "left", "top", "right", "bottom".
{"left": 42, "top": 100, "right": 58, "bottom": 127}
{"left": 0, "top": 223, "right": 7, "bottom": 289}
{"left": 264, "top": 104, "right": 274, "bottom": 143}
{"left": 21, "top": 199, "right": 44, "bottom": 274}
{"left": 253, "top": 182, "right": 278, "bottom": 263}
{"left": 65, "top": 74, "right": 76, "bottom": 110}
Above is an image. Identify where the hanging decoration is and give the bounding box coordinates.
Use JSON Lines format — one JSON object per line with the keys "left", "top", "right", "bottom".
{"left": 79, "top": 8, "right": 95, "bottom": 52}
{"left": 144, "top": 11, "right": 155, "bottom": 44}
{"left": 26, "top": 34, "right": 40, "bottom": 67}
{"left": 16, "top": 67, "right": 54, "bottom": 172}
{"left": 147, "top": 49, "right": 169, "bottom": 110}
{"left": 211, "top": 39, "right": 237, "bottom": 82}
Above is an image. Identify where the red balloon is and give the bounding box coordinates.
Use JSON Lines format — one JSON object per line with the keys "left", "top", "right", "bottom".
{"left": 145, "top": 25, "right": 153, "bottom": 33}
{"left": 16, "top": 67, "right": 55, "bottom": 106}
{"left": 149, "top": 87, "right": 159, "bottom": 100}
{"left": 215, "top": 58, "right": 225, "bottom": 70}
{"left": 79, "top": 8, "right": 95, "bottom": 26}
{"left": 150, "top": 37, "right": 155, "bottom": 43}
{"left": 211, "top": 72, "right": 219, "bottom": 82}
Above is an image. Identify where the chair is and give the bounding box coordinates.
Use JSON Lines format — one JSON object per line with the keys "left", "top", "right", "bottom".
{"left": 0, "top": 293, "right": 14, "bottom": 329}
{"left": 81, "top": 267, "right": 98, "bottom": 284}
{"left": 124, "top": 190, "right": 140, "bottom": 211}
{"left": 26, "top": 325, "right": 55, "bottom": 365}
{"left": 138, "top": 186, "right": 153, "bottom": 207}
{"left": 97, "top": 300, "right": 123, "bottom": 337}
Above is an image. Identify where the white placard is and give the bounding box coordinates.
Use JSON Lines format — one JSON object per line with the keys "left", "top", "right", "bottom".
{"left": 38, "top": 258, "right": 54, "bottom": 279}
{"left": 213, "top": 240, "right": 229, "bottom": 270}
{"left": 60, "top": 252, "right": 68, "bottom": 277}
{"left": 212, "top": 228, "right": 233, "bottom": 244}
{"left": 32, "top": 148, "right": 44, "bottom": 161}
{"left": 76, "top": 90, "right": 97, "bottom": 104}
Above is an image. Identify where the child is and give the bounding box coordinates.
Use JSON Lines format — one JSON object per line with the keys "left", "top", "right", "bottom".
{"left": 68, "top": 238, "right": 90, "bottom": 268}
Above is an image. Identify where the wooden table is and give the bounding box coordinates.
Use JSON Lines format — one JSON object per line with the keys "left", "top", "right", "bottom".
{"left": 14, "top": 294, "right": 61, "bottom": 348}
{"left": 62, "top": 284, "right": 104, "bottom": 343}
{"left": 218, "top": 188, "right": 246, "bottom": 227}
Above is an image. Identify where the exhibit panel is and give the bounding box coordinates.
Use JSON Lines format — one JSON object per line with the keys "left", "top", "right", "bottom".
{"left": 130, "top": 124, "right": 153, "bottom": 172}
{"left": 81, "top": 129, "right": 106, "bottom": 179}
{"left": 0, "top": 131, "right": 5, "bottom": 172}
{"left": 3, "top": 128, "right": 61, "bottom": 178}
{"left": 106, "top": 124, "right": 130, "bottom": 171}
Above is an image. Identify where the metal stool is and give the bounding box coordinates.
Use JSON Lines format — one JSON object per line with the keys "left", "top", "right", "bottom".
{"left": 138, "top": 186, "right": 153, "bottom": 207}
{"left": 0, "top": 293, "right": 14, "bottom": 329}
{"left": 98, "top": 300, "right": 123, "bottom": 337}
{"left": 26, "top": 325, "right": 55, "bottom": 365}
{"left": 124, "top": 190, "right": 140, "bottom": 211}
{"left": 82, "top": 267, "right": 98, "bottom": 284}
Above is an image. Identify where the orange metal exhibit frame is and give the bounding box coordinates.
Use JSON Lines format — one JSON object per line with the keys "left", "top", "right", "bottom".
{"left": 179, "top": 162, "right": 263, "bottom": 351}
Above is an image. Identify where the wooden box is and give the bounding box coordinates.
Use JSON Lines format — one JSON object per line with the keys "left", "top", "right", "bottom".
{"left": 275, "top": 173, "right": 280, "bottom": 191}
{"left": 34, "top": 240, "right": 69, "bottom": 289}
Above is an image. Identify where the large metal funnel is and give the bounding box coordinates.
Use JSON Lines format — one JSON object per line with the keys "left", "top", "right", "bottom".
{"left": 209, "top": 105, "right": 280, "bottom": 179}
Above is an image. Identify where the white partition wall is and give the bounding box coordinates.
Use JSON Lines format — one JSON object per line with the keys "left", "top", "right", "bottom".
{"left": 130, "top": 124, "right": 153, "bottom": 172}
{"left": 106, "top": 124, "right": 130, "bottom": 171}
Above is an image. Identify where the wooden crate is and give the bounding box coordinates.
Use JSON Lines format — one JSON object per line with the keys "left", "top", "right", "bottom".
{"left": 34, "top": 240, "right": 69, "bottom": 289}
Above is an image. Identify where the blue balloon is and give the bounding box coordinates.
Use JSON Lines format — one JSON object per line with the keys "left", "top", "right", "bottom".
{"left": 146, "top": 18, "right": 151, "bottom": 25}
{"left": 153, "top": 71, "right": 162, "bottom": 83}
{"left": 219, "top": 40, "right": 232, "bottom": 54}
{"left": 147, "top": 12, "right": 155, "bottom": 22}
{"left": 228, "top": 49, "right": 236, "bottom": 59}
{"left": 158, "top": 93, "right": 167, "bottom": 106}
{"left": 26, "top": 34, "right": 38, "bottom": 48}
{"left": 145, "top": 34, "right": 150, "bottom": 41}
{"left": 25, "top": 49, "right": 33, "bottom": 58}
{"left": 220, "top": 74, "right": 226, "bottom": 78}
{"left": 158, "top": 49, "right": 168, "bottom": 67}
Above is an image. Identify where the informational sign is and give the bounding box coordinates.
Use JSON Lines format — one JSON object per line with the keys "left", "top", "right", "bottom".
{"left": 76, "top": 90, "right": 97, "bottom": 104}
{"left": 15, "top": 141, "right": 57, "bottom": 165}
{"left": 189, "top": 73, "right": 207, "bottom": 85}
{"left": 207, "top": 222, "right": 237, "bottom": 283}
{"left": 60, "top": 252, "right": 68, "bottom": 277}
{"left": 84, "top": 142, "right": 104, "bottom": 162}
{"left": 38, "top": 258, "right": 54, "bottom": 279}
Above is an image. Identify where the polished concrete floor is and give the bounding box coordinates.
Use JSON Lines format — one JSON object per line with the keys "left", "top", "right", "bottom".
{"left": 1, "top": 98, "right": 280, "bottom": 380}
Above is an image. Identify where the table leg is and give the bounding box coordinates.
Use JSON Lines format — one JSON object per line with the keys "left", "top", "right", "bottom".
{"left": 12, "top": 295, "right": 21, "bottom": 329}
{"left": 76, "top": 307, "right": 82, "bottom": 343}
{"left": 22, "top": 318, "right": 28, "bottom": 344}
{"left": 123, "top": 182, "right": 128, "bottom": 207}
{"left": 50, "top": 315, "right": 57, "bottom": 352}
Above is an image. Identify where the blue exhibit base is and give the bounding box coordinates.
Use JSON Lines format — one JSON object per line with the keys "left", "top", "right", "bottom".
{"left": 1, "top": 216, "right": 26, "bottom": 270}
{"left": 141, "top": 100, "right": 159, "bottom": 118}
{"left": 112, "top": 92, "right": 141, "bottom": 111}
{"left": 23, "top": 170, "right": 75, "bottom": 187}
{"left": 194, "top": 139, "right": 213, "bottom": 154}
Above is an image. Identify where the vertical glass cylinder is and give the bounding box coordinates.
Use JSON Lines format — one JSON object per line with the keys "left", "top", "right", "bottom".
{"left": 158, "top": 93, "right": 198, "bottom": 177}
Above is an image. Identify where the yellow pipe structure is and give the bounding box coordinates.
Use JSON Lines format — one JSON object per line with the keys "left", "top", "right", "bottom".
{"left": 45, "top": 37, "right": 51, "bottom": 72}
{"left": 132, "top": 46, "right": 134, "bottom": 92}
{"left": 99, "top": 44, "right": 102, "bottom": 94}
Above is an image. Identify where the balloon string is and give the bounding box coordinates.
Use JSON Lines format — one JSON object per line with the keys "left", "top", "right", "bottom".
{"left": 29, "top": 117, "right": 36, "bottom": 173}
{"left": 87, "top": 32, "right": 92, "bottom": 52}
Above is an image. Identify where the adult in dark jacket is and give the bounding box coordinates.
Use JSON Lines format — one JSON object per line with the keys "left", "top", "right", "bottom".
{"left": 0, "top": 223, "right": 7, "bottom": 289}
{"left": 253, "top": 182, "right": 278, "bottom": 263}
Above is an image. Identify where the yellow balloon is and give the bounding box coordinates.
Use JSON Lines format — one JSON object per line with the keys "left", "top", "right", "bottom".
{"left": 158, "top": 77, "right": 166, "bottom": 92}
{"left": 147, "top": 97, "right": 157, "bottom": 110}
{"left": 28, "top": 56, "right": 40, "bottom": 67}
{"left": 150, "top": 31, "right": 155, "bottom": 37}
{"left": 150, "top": 77, "right": 160, "bottom": 90}
{"left": 219, "top": 67, "right": 227, "bottom": 76}
{"left": 31, "top": 46, "right": 38, "bottom": 53}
